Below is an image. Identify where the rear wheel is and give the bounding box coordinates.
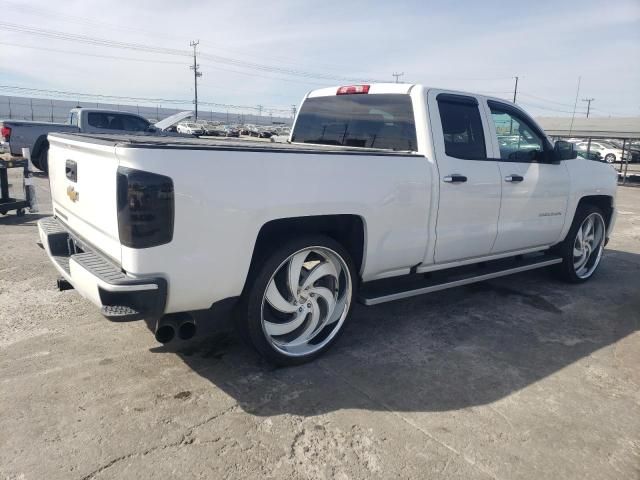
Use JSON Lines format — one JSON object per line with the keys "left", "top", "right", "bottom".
{"left": 552, "top": 205, "right": 606, "bottom": 283}
{"left": 239, "top": 235, "right": 356, "bottom": 366}
{"left": 604, "top": 153, "right": 615, "bottom": 163}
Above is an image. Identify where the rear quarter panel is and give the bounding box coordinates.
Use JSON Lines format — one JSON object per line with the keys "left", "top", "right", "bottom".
{"left": 115, "top": 146, "right": 432, "bottom": 313}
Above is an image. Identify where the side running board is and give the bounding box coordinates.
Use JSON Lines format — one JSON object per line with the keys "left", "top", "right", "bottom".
{"left": 359, "top": 253, "right": 562, "bottom": 306}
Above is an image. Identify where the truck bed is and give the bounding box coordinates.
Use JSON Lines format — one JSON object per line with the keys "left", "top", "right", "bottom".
{"left": 48, "top": 132, "right": 419, "bottom": 156}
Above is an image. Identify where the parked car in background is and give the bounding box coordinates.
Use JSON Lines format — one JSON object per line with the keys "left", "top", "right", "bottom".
{"left": 0, "top": 108, "right": 192, "bottom": 172}
{"left": 224, "top": 127, "right": 240, "bottom": 137}
{"left": 38, "top": 83, "right": 617, "bottom": 365}
{"left": 575, "top": 141, "right": 628, "bottom": 163}
{"left": 177, "top": 122, "right": 205, "bottom": 136}
{"left": 576, "top": 150, "right": 602, "bottom": 161}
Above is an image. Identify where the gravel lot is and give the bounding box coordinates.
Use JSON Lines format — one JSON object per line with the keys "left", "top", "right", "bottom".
{"left": 1, "top": 171, "right": 638, "bottom": 480}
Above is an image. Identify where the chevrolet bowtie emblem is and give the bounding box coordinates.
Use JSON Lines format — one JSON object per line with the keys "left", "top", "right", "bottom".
{"left": 67, "top": 186, "right": 79, "bottom": 202}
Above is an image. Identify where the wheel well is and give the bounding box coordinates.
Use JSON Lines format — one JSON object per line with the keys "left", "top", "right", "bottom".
{"left": 31, "top": 135, "right": 49, "bottom": 159}
{"left": 245, "top": 215, "right": 365, "bottom": 290}
{"left": 577, "top": 195, "right": 614, "bottom": 229}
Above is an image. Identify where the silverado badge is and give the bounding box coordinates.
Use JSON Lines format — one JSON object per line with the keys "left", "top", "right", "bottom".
{"left": 66, "top": 186, "right": 79, "bottom": 202}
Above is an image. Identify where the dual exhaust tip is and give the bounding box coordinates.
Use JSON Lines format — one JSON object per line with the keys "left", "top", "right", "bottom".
{"left": 155, "top": 314, "right": 197, "bottom": 344}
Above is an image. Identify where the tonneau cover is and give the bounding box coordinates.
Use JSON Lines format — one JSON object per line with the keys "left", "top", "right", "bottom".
{"left": 48, "top": 132, "right": 419, "bottom": 156}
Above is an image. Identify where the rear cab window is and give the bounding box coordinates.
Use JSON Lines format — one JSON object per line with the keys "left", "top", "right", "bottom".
{"left": 291, "top": 93, "right": 417, "bottom": 151}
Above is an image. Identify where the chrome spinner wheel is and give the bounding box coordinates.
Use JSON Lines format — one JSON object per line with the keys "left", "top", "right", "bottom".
{"left": 260, "top": 246, "right": 352, "bottom": 357}
{"left": 573, "top": 212, "right": 605, "bottom": 279}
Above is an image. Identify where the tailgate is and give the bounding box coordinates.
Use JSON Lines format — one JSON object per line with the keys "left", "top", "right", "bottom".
{"left": 48, "top": 135, "right": 122, "bottom": 263}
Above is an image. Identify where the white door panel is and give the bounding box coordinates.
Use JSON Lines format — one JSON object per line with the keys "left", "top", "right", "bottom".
{"left": 493, "top": 162, "right": 569, "bottom": 252}
{"left": 485, "top": 100, "right": 570, "bottom": 253}
{"left": 427, "top": 90, "right": 502, "bottom": 264}
{"left": 436, "top": 159, "right": 502, "bottom": 262}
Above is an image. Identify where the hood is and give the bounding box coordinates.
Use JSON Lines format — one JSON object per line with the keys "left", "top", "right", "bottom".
{"left": 154, "top": 111, "right": 193, "bottom": 131}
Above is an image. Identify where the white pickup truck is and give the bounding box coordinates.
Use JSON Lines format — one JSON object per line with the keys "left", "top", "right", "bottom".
{"left": 37, "top": 83, "right": 617, "bottom": 365}
{"left": 0, "top": 108, "right": 191, "bottom": 172}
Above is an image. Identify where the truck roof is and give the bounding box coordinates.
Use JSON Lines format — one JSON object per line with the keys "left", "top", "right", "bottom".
{"left": 307, "top": 83, "right": 519, "bottom": 109}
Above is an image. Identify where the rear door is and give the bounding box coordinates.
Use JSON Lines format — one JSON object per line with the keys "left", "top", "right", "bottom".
{"left": 48, "top": 135, "right": 122, "bottom": 263}
{"left": 485, "top": 100, "right": 569, "bottom": 253}
{"left": 428, "top": 91, "right": 502, "bottom": 264}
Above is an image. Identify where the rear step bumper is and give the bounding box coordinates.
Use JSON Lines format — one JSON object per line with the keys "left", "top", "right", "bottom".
{"left": 37, "top": 217, "right": 167, "bottom": 321}
{"left": 359, "top": 253, "right": 563, "bottom": 306}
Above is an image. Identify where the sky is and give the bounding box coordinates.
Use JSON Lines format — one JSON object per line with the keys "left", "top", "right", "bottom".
{"left": 1, "top": 0, "right": 639, "bottom": 118}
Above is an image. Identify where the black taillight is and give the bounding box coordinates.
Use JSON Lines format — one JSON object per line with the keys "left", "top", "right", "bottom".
{"left": 117, "top": 167, "right": 174, "bottom": 248}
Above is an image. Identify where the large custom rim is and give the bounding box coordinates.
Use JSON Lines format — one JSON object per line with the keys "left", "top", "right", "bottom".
{"left": 260, "top": 246, "right": 352, "bottom": 357}
{"left": 573, "top": 213, "right": 605, "bottom": 279}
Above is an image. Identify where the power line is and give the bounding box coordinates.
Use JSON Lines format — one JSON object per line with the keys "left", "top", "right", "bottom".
{"left": 2, "top": 1, "right": 360, "bottom": 74}
{"left": 569, "top": 76, "right": 581, "bottom": 135}
{"left": 0, "top": 85, "right": 292, "bottom": 113}
{"left": 0, "top": 41, "right": 327, "bottom": 90}
{"left": 0, "top": 22, "right": 385, "bottom": 84}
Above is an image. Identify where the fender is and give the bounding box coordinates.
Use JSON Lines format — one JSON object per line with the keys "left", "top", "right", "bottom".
{"left": 560, "top": 159, "right": 618, "bottom": 242}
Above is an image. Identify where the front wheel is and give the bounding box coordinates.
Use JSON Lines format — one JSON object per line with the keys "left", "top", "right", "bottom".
{"left": 604, "top": 153, "right": 616, "bottom": 163}
{"left": 239, "top": 235, "right": 356, "bottom": 366}
{"left": 552, "top": 205, "right": 606, "bottom": 283}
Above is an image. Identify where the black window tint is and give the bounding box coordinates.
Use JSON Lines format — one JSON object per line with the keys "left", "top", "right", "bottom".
{"left": 489, "top": 107, "right": 544, "bottom": 162}
{"left": 87, "top": 112, "right": 111, "bottom": 129}
{"left": 437, "top": 100, "right": 486, "bottom": 160}
{"left": 122, "top": 115, "right": 150, "bottom": 132}
{"left": 291, "top": 94, "right": 417, "bottom": 151}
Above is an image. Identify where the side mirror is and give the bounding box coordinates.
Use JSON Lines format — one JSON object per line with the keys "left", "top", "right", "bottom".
{"left": 146, "top": 125, "right": 158, "bottom": 133}
{"left": 554, "top": 140, "right": 577, "bottom": 161}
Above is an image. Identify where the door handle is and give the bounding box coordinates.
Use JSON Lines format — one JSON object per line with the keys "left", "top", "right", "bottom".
{"left": 504, "top": 174, "right": 524, "bottom": 183}
{"left": 65, "top": 160, "right": 77, "bottom": 182}
{"left": 443, "top": 174, "right": 467, "bottom": 183}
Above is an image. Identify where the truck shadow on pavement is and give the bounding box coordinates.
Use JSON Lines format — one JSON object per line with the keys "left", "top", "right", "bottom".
{"left": 0, "top": 212, "right": 49, "bottom": 226}
{"left": 153, "top": 249, "right": 640, "bottom": 416}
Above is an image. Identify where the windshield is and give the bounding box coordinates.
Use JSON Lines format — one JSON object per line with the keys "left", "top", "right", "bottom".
{"left": 292, "top": 93, "right": 417, "bottom": 151}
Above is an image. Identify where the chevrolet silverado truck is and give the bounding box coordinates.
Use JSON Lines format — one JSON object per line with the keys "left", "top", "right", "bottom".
{"left": 0, "top": 108, "right": 191, "bottom": 172}
{"left": 37, "top": 83, "right": 617, "bottom": 365}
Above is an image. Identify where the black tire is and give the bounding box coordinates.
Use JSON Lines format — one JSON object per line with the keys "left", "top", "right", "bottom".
{"left": 30, "top": 153, "right": 42, "bottom": 171}
{"left": 551, "top": 204, "right": 606, "bottom": 283}
{"left": 31, "top": 142, "right": 49, "bottom": 173}
{"left": 604, "top": 153, "right": 615, "bottom": 163}
{"left": 238, "top": 234, "right": 357, "bottom": 366}
{"left": 39, "top": 147, "right": 49, "bottom": 174}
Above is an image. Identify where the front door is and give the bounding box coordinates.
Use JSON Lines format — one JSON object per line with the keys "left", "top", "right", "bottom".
{"left": 428, "top": 91, "right": 502, "bottom": 264}
{"left": 485, "top": 101, "right": 570, "bottom": 253}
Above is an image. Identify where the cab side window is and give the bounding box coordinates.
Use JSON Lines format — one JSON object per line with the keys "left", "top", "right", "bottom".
{"left": 121, "top": 115, "right": 150, "bottom": 132}
{"left": 87, "top": 112, "right": 111, "bottom": 129}
{"left": 437, "top": 95, "right": 487, "bottom": 160}
{"left": 489, "top": 105, "right": 544, "bottom": 162}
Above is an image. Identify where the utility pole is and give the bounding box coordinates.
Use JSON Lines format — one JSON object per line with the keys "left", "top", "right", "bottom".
{"left": 513, "top": 76, "right": 519, "bottom": 102}
{"left": 291, "top": 104, "right": 297, "bottom": 120}
{"left": 392, "top": 72, "right": 404, "bottom": 83}
{"left": 582, "top": 98, "right": 595, "bottom": 118}
{"left": 257, "top": 105, "right": 263, "bottom": 124}
{"left": 189, "top": 40, "right": 202, "bottom": 120}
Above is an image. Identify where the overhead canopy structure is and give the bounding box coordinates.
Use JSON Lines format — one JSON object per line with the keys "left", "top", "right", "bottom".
{"left": 535, "top": 117, "right": 640, "bottom": 139}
